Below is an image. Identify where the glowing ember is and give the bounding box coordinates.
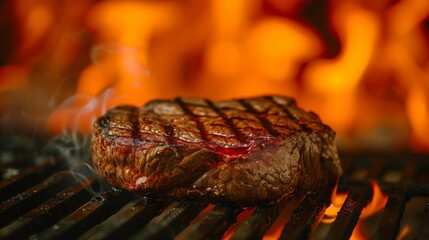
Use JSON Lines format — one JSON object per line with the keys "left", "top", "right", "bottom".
{"left": 222, "top": 208, "right": 255, "bottom": 239}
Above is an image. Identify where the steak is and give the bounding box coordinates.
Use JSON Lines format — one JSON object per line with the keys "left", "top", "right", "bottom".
{"left": 91, "top": 96, "right": 342, "bottom": 203}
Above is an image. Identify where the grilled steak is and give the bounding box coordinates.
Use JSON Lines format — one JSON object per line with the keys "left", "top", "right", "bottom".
{"left": 91, "top": 96, "right": 342, "bottom": 203}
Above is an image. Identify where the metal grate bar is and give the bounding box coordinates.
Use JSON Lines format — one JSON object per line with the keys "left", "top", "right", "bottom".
{"left": 279, "top": 193, "right": 330, "bottom": 240}
{"left": 231, "top": 199, "right": 288, "bottom": 240}
{"left": 401, "top": 161, "right": 417, "bottom": 182}
{"left": 326, "top": 183, "right": 373, "bottom": 240}
{"left": 0, "top": 172, "right": 73, "bottom": 228}
{"left": 184, "top": 205, "right": 242, "bottom": 240}
{"left": 34, "top": 190, "right": 133, "bottom": 240}
{"left": 130, "top": 201, "right": 207, "bottom": 240}
{"left": 366, "top": 158, "right": 386, "bottom": 179}
{"left": 80, "top": 198, "right": 168, "bottom": 240}
{"left": 0, "top": 176, "right": 95, "bottom": 239}
{"left": 0, "top": 160, "right": 63, "bottom": 202}
{"left": 420, "top": 203, "right": 429, "bottom": 239}
{"left": 372, "top": 186, "right": 408, "bottom": 240}
{"left": 1, "top": 144, "right": 429, "bottom": 239}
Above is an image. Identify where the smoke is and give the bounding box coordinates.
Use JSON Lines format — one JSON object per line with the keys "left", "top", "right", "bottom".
{"left": 40, "top": 88, "right": 119, "bottom": 195}
{"left": 40, "top": 130, "right": 109, "bottom": 196}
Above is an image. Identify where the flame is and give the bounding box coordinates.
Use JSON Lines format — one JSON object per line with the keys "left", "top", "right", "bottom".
{"left": 0, "top": 66, "right": 29, "bottom": 93}
{"left": 12, "top": 2, "right": 53, "bottom": 58}
{"left": 0, "top": 0, "right": 428, "bottom": 150}
{"left": 304, "top": 3, "right": 380, "bottom": 132}
{"left": 221, "top": 208, "right": 255, "bottom": 239}
{"left": 397, "top": 224, "right": 411, "bottom": 240}
{"left": 349, "top": 181, "right": 388, "bottom": 240}
{"left": 322, "top": 185, "right": 348, "bottom": 224}
{"left": 47, "top": 1, "right": 180, "bottom": 133}
{"left": 361, "top": 181, "right": 388, "bottom": 218}
{"left": 407, "top": 84, "right": 429, "bottom": 149}
{"left": 322, "top": 181, "right": 388, "bottom": 239}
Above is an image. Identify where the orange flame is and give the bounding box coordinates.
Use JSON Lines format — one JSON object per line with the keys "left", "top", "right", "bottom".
{"left": 0, "top": 0, "right": 427, "bottom": 150}
{"left": 361, "top": 181, "right": 388, "bottom": 218}
{"left": 323, "top": 181, "right": 388, "bottom": 239}
{"left": 407, "top": 84, "right": 429, "bottom": 149}
{"left": 349, "top": 181, "right": 388, "bottom": 240}
{"left": 397, "top": 224, "right": 411, "bottom": 240}
{"left": 322, "top": 185, "right": 348, "bottom": 224}
{"left": 304, "top": 3, "right": 380, "bottom": 132}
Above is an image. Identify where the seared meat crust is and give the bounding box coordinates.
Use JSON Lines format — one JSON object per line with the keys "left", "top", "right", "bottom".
{"left": 92, "top": 96, "right": 342, "bottom": 203}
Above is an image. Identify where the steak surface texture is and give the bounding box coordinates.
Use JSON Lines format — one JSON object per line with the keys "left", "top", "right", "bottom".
{"left": 91, "top": 96, "right": 342, "bottom": 203}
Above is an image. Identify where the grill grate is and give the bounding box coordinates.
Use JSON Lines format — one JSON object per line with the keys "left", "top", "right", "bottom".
{"left": 1, "top": 142, "right": 429, "bottom": 239}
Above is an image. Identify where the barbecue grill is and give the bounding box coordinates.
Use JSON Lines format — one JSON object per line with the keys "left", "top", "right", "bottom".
{"left": 1, "top": 135, "right": 429, "bottom": 239}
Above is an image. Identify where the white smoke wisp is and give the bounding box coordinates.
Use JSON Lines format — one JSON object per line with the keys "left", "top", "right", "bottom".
{"left": 41, "top": 88, "right": 118, "bottom": 195}
{"left": 40, "top": 130, "right": 106, "bottom": 195}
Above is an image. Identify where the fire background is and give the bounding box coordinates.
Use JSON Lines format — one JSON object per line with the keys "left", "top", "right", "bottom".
{"left": 0, "top": 0, "right": 428, "bottom": 152}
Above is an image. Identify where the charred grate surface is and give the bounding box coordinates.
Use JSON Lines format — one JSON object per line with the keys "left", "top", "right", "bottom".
{"left": 1, "top": 143, "right": 429, "bottom": 239}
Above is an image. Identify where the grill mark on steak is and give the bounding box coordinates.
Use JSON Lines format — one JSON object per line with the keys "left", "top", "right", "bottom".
{"left": 147, "top": 105, "right": 175, "bottom": 144}
{"left": 266, "top": 96, "right": 296, "bottom": 120}
{"left": 97, "top": 117, "right": 109, "bottom": 136}
{"left": 174, "top": 97, "right": 209, "bottom": 142}
{"left": 298, "top": 123, "right": 313, "bottom": 133}
{"left": 130, "top": 107, "right": 141, "bottom": 145}
{"left": 163, "top": 124, "right": 175, "bottom": 144}
{"left": 265, "top": 97, "right": 313, "bottom": 133}
{"left": 204, "top": 99, "right": 245, "bottom": 143}
{"left": 237, "top": 99, "right": 280, "bottom": 137}
{"left": 96, "top": 110, "right": 111, "bottom": 137}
